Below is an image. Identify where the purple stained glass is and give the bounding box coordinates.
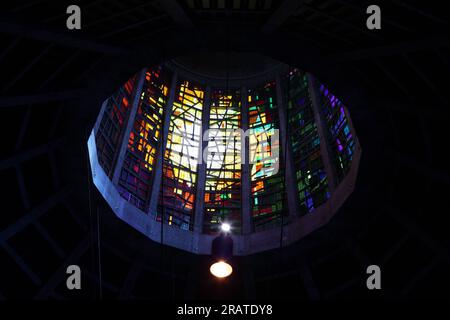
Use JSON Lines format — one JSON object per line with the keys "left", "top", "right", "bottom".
{"left": 319, "top": 82, "right": 356, "bottom": 181}
{"left": 337, "top": 138, "right": 343, "bottom": 152}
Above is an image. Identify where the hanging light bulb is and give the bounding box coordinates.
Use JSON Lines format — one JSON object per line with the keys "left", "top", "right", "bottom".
{"left": 221, "top": 222, "right": 231, "bottom": 233}
{"left": 209, "top": 233, "right": 234, "bottom": 279}
{"left": 210, "top": 261, "right": 233, "bottom": 278}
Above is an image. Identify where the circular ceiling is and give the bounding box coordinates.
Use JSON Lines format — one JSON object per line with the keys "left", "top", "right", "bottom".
{"left": 88, "top": 59, "right": 361, "bottom": 255}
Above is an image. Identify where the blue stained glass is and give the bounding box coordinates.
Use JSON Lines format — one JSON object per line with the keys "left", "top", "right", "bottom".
{"left": 320, "top": 83, "right": 355, "bottom": 182}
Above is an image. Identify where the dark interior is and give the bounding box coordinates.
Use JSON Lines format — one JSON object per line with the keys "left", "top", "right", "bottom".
{"left": 0, "top": 0, "right": 449, "bottom": 300}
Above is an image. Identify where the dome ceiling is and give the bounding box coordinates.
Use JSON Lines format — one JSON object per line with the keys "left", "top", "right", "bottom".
{"left": 0, "top": 0, "right": 448, "bottom": 300}
{"left": 172, "top": 52, "right": 283, "bottom": 80}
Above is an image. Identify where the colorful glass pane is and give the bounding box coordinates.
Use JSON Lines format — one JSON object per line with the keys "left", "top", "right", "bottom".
{"left": 287, "top": 70, "right": 329, "bottom": 214}
{"left": 95, "top": 75, "right": 137, "bottom": 176}
{"left": 248, "top": 81, "right": 286, "bottom": 231}
{"left": 319, "top": 84, "right": 355, "bottom": 182}
{"left": 204, "top": 89, "right": 242, "bottom": 234}
{"left": 117, "top": 67, "right": 171, "bottom": 211}
{"left": 159, "top": 80, "right": 204, "bottom": 230}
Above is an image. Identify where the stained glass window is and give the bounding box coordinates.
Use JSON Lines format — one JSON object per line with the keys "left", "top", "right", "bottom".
{"left": 91, "top": 64, "right": 360, "bottom": 249}
{"left": 95, "top": 75, "right": 136, "bottom": 176}
{"left": 203, "top": 89, "right": 242, "bottom": 234}
{"left": 158, "top": 80, "right": 205, "bottom": 230}
{"left": 248, "top": 81, "right": 286, "bottom": 231}
{"left": 287, "top": 70, "right": 330, "bottom": 215}
{"left": 117, "top": 67, "right": 172, "bottom": 211}
{"left": 319, "top": 84, "right": 356, "bottom": 182}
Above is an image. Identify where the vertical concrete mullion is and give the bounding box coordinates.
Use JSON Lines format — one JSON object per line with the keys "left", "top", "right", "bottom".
{"left": 276, "top": 74, "right": 300, "bottom": 219}
{"left": 307, "top": 74, "right": 337, "bottom": 193}
{"left": 193, "top": 86, "right": 211, "bottom": 233}
{"left": 241, "top": 86, "right": 252, "bottom": 234}
{"left": 148, "top": 72, "right": 178, "bottom": 216}
{"left": 112, "top": 69, "right": 146, "bottom": 185}
{"left": 93, "top": 99, "right": 108, "bottom": 135}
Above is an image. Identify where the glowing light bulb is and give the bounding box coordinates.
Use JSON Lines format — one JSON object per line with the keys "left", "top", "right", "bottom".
{"left": 221, "top": 223, "right": 231, "bottom": 233}
{"left": 210, "top": 261, "right": 233, "bottom": 278}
